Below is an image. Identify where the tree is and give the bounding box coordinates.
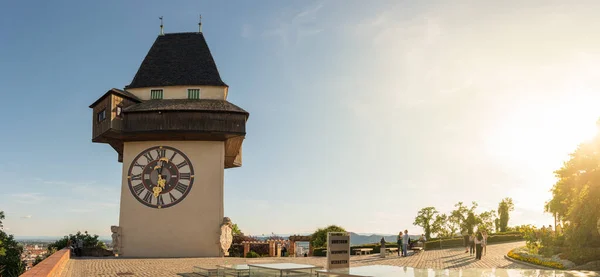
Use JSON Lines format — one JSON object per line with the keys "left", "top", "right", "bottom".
{"left": 413, "top": 207, "right": 439, "bottom": 240}
{"left": 310, "top": 225, "right": 346, "bottom": 248}
{"left": 432, "top": 214, "right": 452, "bottom": 238}
{"left": 48, "top": 231, "right": 105, "bottom": 251}
{"left": 497, "top": 198, "right": 515, "bottom": 232}
{"left": 231, "top": 224, "right": 242, "bottom": 236}
{"left": 545, "top": 127, "right": 600, "bottom": 247}
{"left": 0, "top": 232, "right": 25, "bottom": 277}
{"left": 0, "top": 210, "right": 4, "bottom": 257}
{"left": 464, "top": 211, "right": 481, "bottom": 234}
{"left": 478, "top": 210, "right": 496, "bottom": 232}
{"left": 451, "top": 201, "right": 478, "bottom": 233}
{"left": 447, "top": 213, "right": 461, "bottom": 237}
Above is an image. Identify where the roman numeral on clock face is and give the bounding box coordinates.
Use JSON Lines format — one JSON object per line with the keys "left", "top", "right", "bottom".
{"left": 143, "top": 152, "right": 154, "bottom": 163}
{"left": 176, "top": 160, "right": 188, "bottom": 169}
{"left": 156, "top": 148, "right": 166, "bottom": 159}
{"left": 133, "top": 162, "right": 145, "bottom": 169}
{"left": 179, "top": 173, "right": 191, "bottom": 180}
{"left": 157, "top": 194, "right": 165, "bottom": 206}
{"left": 169, "top": 192, "right": 177, "bottom": 203}
{"left": 174, "top": 182, "right": 188, "bottom": 194}
{"left": 133, "top": 184, "right": 144, "bottom": 195}
{"left": 142, "top": 191, "right": 153, "bottom": 204}
{"left": 131, "top": 174, "right": 142, "bottom": 181}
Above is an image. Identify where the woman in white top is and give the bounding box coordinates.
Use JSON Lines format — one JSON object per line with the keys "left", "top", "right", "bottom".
{"left": 482, "top": 231, "right": 488, "bottom": 256}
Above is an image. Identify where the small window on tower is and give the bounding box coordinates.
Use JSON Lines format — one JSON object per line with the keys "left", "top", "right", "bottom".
{"left": 116, "top": 105, "right": 123, "bottom": 118}
{"left": 97, "top": 109, "right": 106, "bottom": 122}
{"left": 188, "top": 89, "right": 200, "bottom": 99}
{"left": 150, "top": 89, "right": 163, "bottom": 100}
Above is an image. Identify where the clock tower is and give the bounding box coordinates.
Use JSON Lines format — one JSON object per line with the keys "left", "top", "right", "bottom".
{"left": 89, "top": 28, "right": 248, "bottom": 257}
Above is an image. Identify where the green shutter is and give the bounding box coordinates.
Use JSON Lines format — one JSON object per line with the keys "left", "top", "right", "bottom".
{"left": 151, "top": 89, "right": 163, "bottom": 100}
{"left": 188, "top": 89, "right": 200, "bottom": 99}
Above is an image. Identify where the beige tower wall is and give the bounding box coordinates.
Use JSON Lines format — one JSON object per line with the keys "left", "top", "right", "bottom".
{"left": 126, "top": 85, "right": 227, "bottom": 100}
{"left": 118, "top": 140, "right": 224, "bottom": 258}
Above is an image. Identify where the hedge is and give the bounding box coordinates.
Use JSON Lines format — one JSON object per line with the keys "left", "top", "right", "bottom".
{"left": 425, "top": 234, "right": 523, "bottom": 249}
{"left": 314, "top": 234, "right": 524, "bottom": 256}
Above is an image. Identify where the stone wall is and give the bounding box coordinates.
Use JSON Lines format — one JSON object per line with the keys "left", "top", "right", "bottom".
{"left": 19, "top": 249, "right": 70, "bottom": 277}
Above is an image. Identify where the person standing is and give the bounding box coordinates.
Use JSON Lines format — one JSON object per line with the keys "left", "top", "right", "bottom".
{"left": 76, "top": 238, "right": 84, "bottom": 257}
{"left": 402, "top": 230, "right": 409, "bottom": 257}
{"left": 397, "top": 232, "right": 403, "bottom": 257}
{"left": 482, "top": 230, "right": 488, "bottom": 256}
{"left": 462, "top": 230, "right": 469, "bottom": 253}
{"left": 469, "top": 233, "right": 475, "bottom": 256}
{"left": 475, "top": 231, "right": 483, "bottom": 260}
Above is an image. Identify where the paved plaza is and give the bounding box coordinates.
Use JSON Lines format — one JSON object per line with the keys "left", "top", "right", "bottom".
{"left": 60, "top": 241, "right": 533, "bottom": 276}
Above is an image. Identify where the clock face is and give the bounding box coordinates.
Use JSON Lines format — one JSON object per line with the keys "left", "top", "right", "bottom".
{"left": 127, "top": 146, "right": 194, "bottom": 209}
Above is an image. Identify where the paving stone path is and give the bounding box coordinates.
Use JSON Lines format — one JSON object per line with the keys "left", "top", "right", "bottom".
{"left": 60, "top": 241, "right": 532, "bottom": 276}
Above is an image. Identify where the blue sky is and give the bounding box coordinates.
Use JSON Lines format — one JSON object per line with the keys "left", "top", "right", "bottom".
{"left": 2, "top": 0, "right": 600, "bottom": 237}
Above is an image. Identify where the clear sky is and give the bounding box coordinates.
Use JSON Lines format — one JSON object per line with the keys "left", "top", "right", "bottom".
{"left": 1, "top": 0, "right": 600, "bottom": 237}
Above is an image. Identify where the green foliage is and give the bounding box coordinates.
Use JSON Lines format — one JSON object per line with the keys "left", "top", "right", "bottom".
{"left": 477, "top": 210, "right": 497, "bottom": 232}
{"left": 231, "top": 224, "right": 242, "bottom": 236}
{"left": 310, "top": 225, "right": 346, "bottom": 248}
{"left": 48, "top": 231, "right": 105, "bottom": 251}
{"left": 545, "top": 131, "right": 600, "bottom": 248}
{"left": 0, "top": 231, "right": 25, "bottom": 277}
{"left": 245, "top": 250, "right": 260, "bottom": 258}
{"left": 413, "top": 207, "right": 438, "bottom": 240}
{"left": 424, "top": 234, "right": 522, "bottom": 249}
{"left": 0, "top": 210, "right": 4, "bottom": 257}
{"left": 313, "top": 247, "right": 327, "bottom": 256}
{"left": 450, "top": 201, "right": 478, "bottom": 234}
{"left": 497, "top": 198, "right": 515, "bottom": 232}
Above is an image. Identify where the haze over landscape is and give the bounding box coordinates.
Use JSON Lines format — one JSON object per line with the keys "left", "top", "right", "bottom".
{"left": 2, "top": 0, "right": 600, "bottom": 238}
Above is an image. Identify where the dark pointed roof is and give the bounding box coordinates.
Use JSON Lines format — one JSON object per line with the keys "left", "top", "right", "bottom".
{"left": 125, "top": 32, "right": 227, "bottom": 89}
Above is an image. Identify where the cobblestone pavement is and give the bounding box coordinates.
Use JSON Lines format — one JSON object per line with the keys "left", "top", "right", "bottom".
{"left": 60, "top": 241, "right": 532, "bottom": 277}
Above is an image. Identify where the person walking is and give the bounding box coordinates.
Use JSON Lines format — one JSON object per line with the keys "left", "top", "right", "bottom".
{"left": 397, "top": 232, "right": 403, "bottom": 257}
{"left": 402, "top": 230, "right": 409, "bottom": 257}
{"left": 469, "top": 233, "right": 475, "bottom": 256}
{"left": 475, "top": 231, "right": 483, "bottom": 260}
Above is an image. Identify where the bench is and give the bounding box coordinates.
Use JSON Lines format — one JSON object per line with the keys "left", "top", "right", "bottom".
{"left": 386, "top": 247, "right": 399, "bottom": 254}
{"left": 354, "top": 248, "right": 373, "bottom": 255}
{"left": 410, "top": 242, "right": 425, "bottom": 254}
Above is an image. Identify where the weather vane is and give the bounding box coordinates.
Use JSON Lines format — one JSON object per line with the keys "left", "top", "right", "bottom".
{"left": 159, "top": 16, "right": 164, "bottom": 35}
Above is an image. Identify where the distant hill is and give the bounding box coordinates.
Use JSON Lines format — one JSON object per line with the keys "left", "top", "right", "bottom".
{"left": 349, "top": 233, "right": 420, "bottom": 246}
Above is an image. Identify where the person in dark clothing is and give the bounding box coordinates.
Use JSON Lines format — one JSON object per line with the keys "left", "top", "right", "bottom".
{"left": 475, "top": 232, "right": 484, "bottom": 260}
{"left": 469, "top": 233, "right": 475, "bottom": 256}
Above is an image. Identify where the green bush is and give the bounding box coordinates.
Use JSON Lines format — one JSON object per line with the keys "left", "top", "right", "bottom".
{"left": 313, "top": 247, "right": 326, "bottom": 256}
{"left": 245, "top": 251, "right": 260, "bottom": 258}
{"left": 487, "top": 234, "right": 523, "bottom": 243}
{"left": 424, "top": 234, "right": 523, "bottom": 250}
{"left": 562, "top": 247, "right": 600, "bottom": 265}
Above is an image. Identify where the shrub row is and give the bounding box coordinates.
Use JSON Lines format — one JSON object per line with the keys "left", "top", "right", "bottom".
{"left": 507, "top": 249, "right": 566, "bottom": 269}
{"left": 425, "top": 234, "right": 523, "bottom": 250}
{"left": 314, "top": 234, "right": 524, "bottom": 256}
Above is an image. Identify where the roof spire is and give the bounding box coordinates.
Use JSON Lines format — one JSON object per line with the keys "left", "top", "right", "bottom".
{"left": 198, "top": 14, "right": 202, "bottom": 33}
{"left": 159, "top": 16, "right": 164, "bottom": 36}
